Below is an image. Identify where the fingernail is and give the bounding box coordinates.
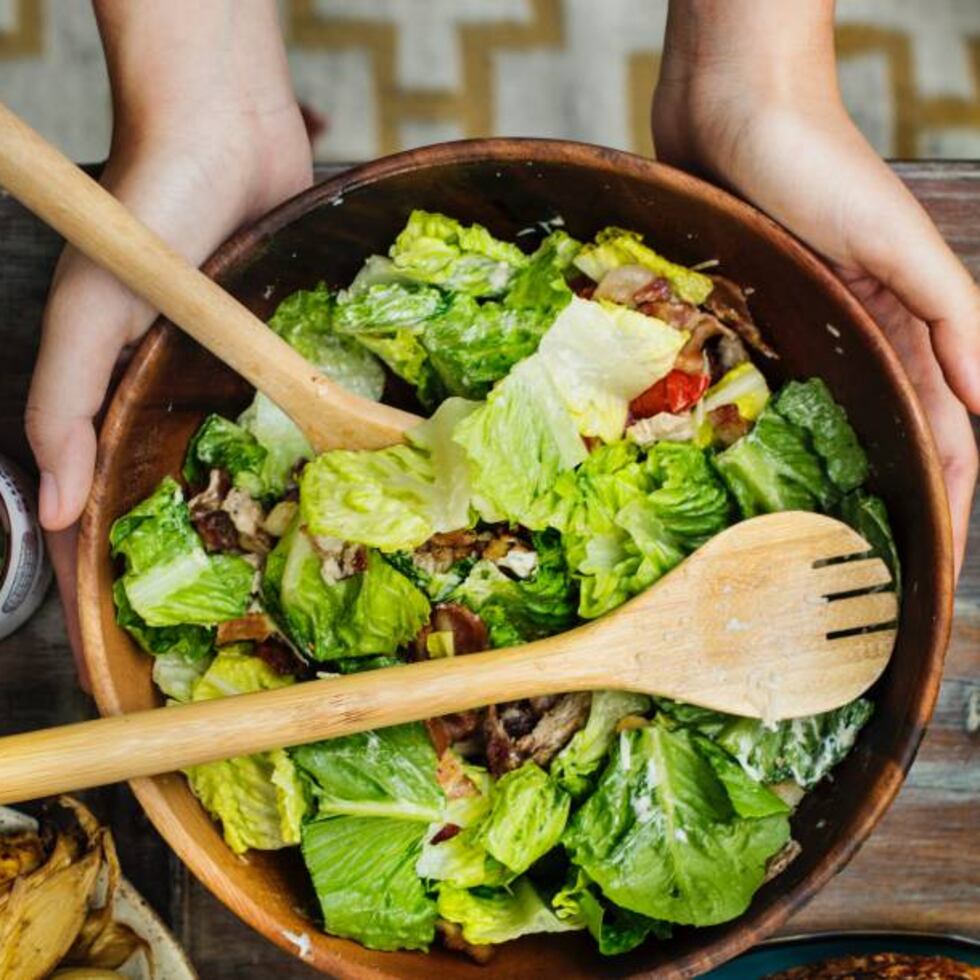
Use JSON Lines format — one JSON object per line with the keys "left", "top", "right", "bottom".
{"left": 38, "top": 470, "right": 60, "bottom": 528}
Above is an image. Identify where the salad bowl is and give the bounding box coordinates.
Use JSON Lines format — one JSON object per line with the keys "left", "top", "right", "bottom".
{"left": 77, "top": 139, "right": 953, "bottom": 978}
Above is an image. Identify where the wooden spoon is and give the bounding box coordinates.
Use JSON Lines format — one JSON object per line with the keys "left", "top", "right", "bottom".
{"left": 0, "top": 512, "right": 897, "bottom": 804}
{"left": 0, "top": 101, "right": 420, "bottom": 451}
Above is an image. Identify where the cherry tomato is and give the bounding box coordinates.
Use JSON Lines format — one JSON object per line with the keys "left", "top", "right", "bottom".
{"left": 629, "top": 369, "right": 710, "bottom": 419}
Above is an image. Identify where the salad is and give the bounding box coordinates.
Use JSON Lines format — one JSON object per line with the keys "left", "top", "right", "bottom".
{"left": 109, "top": 211, "right": 899, "bottom": 959}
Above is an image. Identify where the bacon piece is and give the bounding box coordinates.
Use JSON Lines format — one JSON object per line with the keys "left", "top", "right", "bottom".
{"left": 194, "top": 509, "right": 239, "bottom": 553}
{"left": 633, "top": 276, "right": 674, "bottom": 305}
{"left": 706, "top": 275, "right": 777, "bottom": 358}
{"left": 426, "top": 713, "right": 483, "bottom": 756}
{"left": 430, "top": 823, "right": 462, "bottom": 845}
{"left": 216, "top": 612, "right": 277, "bottom": 646}
{"left": 708, "top": 404, "right": 751, "bottom": 447}
{"left": 254, "top": 636, "right": 308, "bottom": 677}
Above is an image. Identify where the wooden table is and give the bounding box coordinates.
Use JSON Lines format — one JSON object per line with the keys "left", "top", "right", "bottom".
{"left": 1, "top": 162, "right": 977, "bottom": 977}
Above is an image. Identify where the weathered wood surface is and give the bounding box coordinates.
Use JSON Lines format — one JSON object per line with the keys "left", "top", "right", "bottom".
{"left": 0, "top": 161, "right": 977, "bottom": 978}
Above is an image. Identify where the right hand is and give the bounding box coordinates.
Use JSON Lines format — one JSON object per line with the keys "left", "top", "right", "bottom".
{"left": 26, "top": 85, "right": 312, "bottom": 681}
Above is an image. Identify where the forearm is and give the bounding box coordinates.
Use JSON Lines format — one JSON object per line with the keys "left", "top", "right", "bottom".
{"left": 93, "top": 0, "right": 298, "bottom": 151}
{"left": 660, "top": 0, "right": 838, "bottom": 102}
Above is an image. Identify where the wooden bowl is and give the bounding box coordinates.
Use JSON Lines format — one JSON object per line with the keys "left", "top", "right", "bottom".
{"left": 78, "top": 140, "right": 953, "bottom": 978}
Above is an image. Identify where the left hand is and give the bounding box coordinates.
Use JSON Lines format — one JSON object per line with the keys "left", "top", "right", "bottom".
{"left": 653, "top": 4, "right": 978, "bottom": 576}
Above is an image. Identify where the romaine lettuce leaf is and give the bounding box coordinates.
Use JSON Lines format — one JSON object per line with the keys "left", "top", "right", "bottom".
{"left": 774, "top": 378, "right": 868, "bottom": 492}
{"left": 112, "top": 579, "right": 214, "bottom": 662}
{"left": 452, "top": 530, "right": 578, "bottom": 647}
{"left": 473, "top": 763, "right": 570, "bottom": 876}
{"left": 437, "top": 878, "right": 580, "bottom": 946}
{"left": 552, "top": 691, "right": 652, "bottom": 797}
{"left": 712, "top": 406, "right": 838, "bottom": 517}
{"left": 503, "top": 229, "right": 580, "bottom": 311}
{"left": 537, "top": 297, "right": 686, "bottom": 443}
{"left": 836, "top": 490, "right": 901, "bottom": 594}
{"left": 334, "top": 281, "right": 447, "bottom": 334}
{"left": 702, "top": 363, "right": 770, "bottom": 421}
{"left": 111, "top": 478, "right": 253, "bottom": 627}
{"left": 182, "top": 414, "right": 268, "bottom": 497}
{"left": 302, "top": 815, "right": 436, "bottom": 951}
{"left": 655, "top": 697, "right": 874, "bottom": 789}
{"left": 554, "top": 869, "right": 669, "bottom": 955}
{"left": 263, "top": 527, "right": 429, "bottom": 661}
{"left": 152, "top": 649, "right": 213, "bottom": 702}
{"left": 389, "top": 210, "right": 528, "bottom": 296}
{"left": 292, "top": 722, "right": 445, "bottom": 822}
{"left": 355, "top": 330, "right": 445, "bottom": 409}
{"left": 562, "top": 721, "right": 790, "bottom": 926}
{"left": 454, "top": 355, "right": 587, "bottom": 528}
{"left": 184, "top": 648, "right": 307, "bottom": 853}
{"left": 573, "top": 227, "right": 713, "bottom": 304}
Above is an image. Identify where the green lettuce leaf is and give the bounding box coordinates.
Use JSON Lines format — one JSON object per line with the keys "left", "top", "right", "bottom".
{"left": 182, "top": 414, "right": 268, "bottom": 497}
{"left": 111, "top": 478, "right": 253, "bottom": 627}
{"left": 537, "top": 297, "right": 686, "bottom": 443}
{"left": 552, "top": 691, "right": 652, "bottom": 797}
{"left": 437, "top": 878, "right": 580, "bottom": 946}
{"left": 473, "top": 763, "right": 570, "bottom": 876}
{"left": 389, "top": 210, "right": 527, "bottom": 296}
{"left": 504, "top": 229, "right": 581, "bottom": 310}
{"left": 184, "top": 648, "right": 307, "bottom": 853}
{"left": 702, "top": 362, "right": 771, "bottom": 422}
{"left": 292, "top": 722, "right": 445, "bottom": 822}
{"left": 452, "top": 530, "right": 578, "bottom": 647}
{"left": 836, "top": 490, "right": 901, "bottom": 594}
{"left": 562, "top": 721, "right": 790, "bottom": 926}
{"left": 712, "top": 405, "right": 838, "bottom": 517}
{"left": 355, "top": 330, "right": 445, "bottom": 409}
{"left": 554, "top": 869, "right": 669, "bottom": 955}
{"left": 656, "top": 698, "right": 874, "bottom": 789}
{"left": 263, "top": 527, "right": 429, "bottom": 661}
{"left": 302, "top": 815, "right": 436, "bottom": 951}
{"left": 334, "top": 281, "right": 447, "bottom": 334}
{"left": 236, "top": 393, "right": 314, "bottom": 498}
{"left": 151, "top": 649, "right": 214, "bottom": 702}
{"left": 454, "top": 355, "right": 587, "bottom": 528}
{"left": 573, "top": 227, "right": 713, "bottom": 304}
{"left": 112, "top": 578, "right": 214, "bottom": 662}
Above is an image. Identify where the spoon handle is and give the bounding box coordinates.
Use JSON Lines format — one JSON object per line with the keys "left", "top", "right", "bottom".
{"left": 0, "top": 638, "right": 612, "bottom": 804}
{"left": 0, "top": 101, "right": 418, "bottom": 451}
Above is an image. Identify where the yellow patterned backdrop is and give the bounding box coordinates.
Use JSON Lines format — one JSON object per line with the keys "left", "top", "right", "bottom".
{"left": 2, "top": 0, "right": 980, "bottom": 162}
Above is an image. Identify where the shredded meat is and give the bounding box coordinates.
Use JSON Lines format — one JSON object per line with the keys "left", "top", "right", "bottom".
{"left": 706, "top": 275, "right": 777, "bottom": 358}
{"left": 413, "top": 529, "right": 486, "bottom": 575}
{"left": 627, "top": 411, "right": 695, "bottom": 448}
{"left": 435, "top": 751, "right": 479, "bottom": 799}
{"left": 216, "top": 612, "right": 277, "bottom": 646}
{"left": 637, "top": 296, "right": 704, "bottom": 333}
{"left": 484, "top": 694, "right": 591, "bottom": 776}
{"left": 188, "top": 468, "right": 230, "bottom": 518}
{"left": 633, "top": 276, "right": 674, "bottom": 306}
{"left": 254, "top": 635, "right": 308, "bottom": 677}
{"left": 194, "top": 509, "right": 239, "bottom": 553}
{"left": 311, "top": 535, "right": 368, "bottom": 584}
{"left": 708, "top": 404, "right": 751, "bottom": 447}
{"left": 593, "top": 264, "right": 657, "bottom": 304}
{"left": 516, "top": 693, "right": 592, "bottom": 767}
{"left": 437, "top": 919, "right": 495, "bottom": 965}
{"left": 674, "top": 314, "right": 736, "bottom": 374}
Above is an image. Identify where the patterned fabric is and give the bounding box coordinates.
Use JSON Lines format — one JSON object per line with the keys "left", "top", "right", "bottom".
{"left": 2, "top": 0, "right": 980, "bottom": 162}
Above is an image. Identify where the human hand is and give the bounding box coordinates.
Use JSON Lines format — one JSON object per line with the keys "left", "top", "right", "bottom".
{"left": 26, "top": 1, "right": 312, "bottom": 680}
{"left": 654, "top": 0, "right": 979, "bottom": 576}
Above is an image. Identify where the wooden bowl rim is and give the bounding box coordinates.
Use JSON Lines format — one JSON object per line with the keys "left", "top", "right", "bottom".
{"left": 77, "top": 137, "right": 954, "bottom": 977}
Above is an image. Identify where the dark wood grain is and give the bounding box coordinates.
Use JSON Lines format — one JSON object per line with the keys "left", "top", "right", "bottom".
{"left": 0, "top": 157, "right": 976, "bottom": 979}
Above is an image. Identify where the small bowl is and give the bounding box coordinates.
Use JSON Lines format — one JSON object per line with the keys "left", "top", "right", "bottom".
{"left": 78, "top": 139, "right": 953, "bottom": 978}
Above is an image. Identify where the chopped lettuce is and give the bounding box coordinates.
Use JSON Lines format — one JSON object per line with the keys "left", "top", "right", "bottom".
{"left": 552, "top": 691, "right": 652, "bottom": 797}
{"left": 573, "top": 227, "right": 713, "bottom": 305}
{"left": 712, "top": 406, "right": 838, "bottom": 517}
{"left": 437, "top": 878, "right": 580, "bottom": 946}
{"left": 452, "top": 530, "right": 578, "bottom": 647}
{"left": 702, "top": 363, "right": 771, "bottom": 421}
{"left": 183, "top": 414, "right": 268, "bottom": 497}
{"left": 537, "top": 297, "right": 686, "bottom": 443}
{"left": 774, "top": 378, "right": 868, "bottom": 492}
{"left": 152, "top": 649, "right": 213, "bottom": 702}
{"left": 184, "top": 648, "right": 307, "bottom": 853}
{"left": 111, "top": 478, "right": 253, "bottom": 627}
{"left": 473, "top": 763, "right": 570, "bottom": 876}
{"left": 292, "top": 723, "right": 445, "bottom": 823}
{"left": 454, "top": 356, "right": 587, "bottom": 528}
{"left": 236, "top": 394, "right": 313, "bottom": 497}
{"left": 836, "top": 490, "right": 901, "bottom": 593}
{"left": 554, "top": 441, "right": 730, "bottom": 618}
{"left": 334, "top": 281, "right": 447, "bottom": 334}
{"left": 504, "top": 229, "right": 581, "bottom": 311}
{"left": 302, "top": 815, "right": 436, "bottom": 951}
{"left": 563, "top": 721, "right": 790, "bottom": 927}
{"left": 554, "top": 869, "right": 669, "bottom": 955}
{"left": 656, "top": 698, "right": 874, "bottom": 789}
{"left": 263, "top": 528, "right": 429, "bottom": 661}
{"left": 389, "top": 210, "right": 528, "bottom": 297}
{"left": 112, "top": 579, "right": 214, "bottom": 662}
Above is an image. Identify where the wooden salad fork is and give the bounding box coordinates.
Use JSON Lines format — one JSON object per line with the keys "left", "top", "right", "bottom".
{"left": 0, "top": 101, "right": 421, "bottom": 451}
{"left": 0, "top": 512, "right": 898, "bottom": 804}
